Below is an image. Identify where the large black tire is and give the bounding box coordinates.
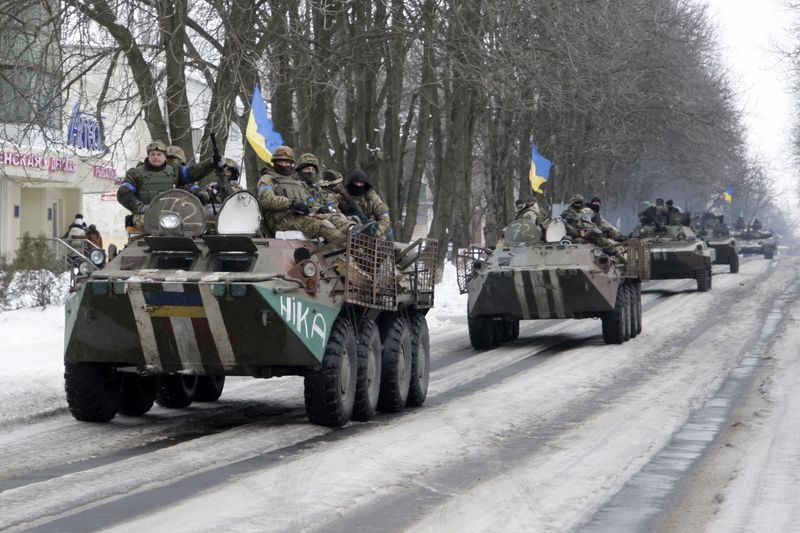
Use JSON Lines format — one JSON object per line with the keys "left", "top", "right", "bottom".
{"left": 378, "top": 316, "right": 413, "bottom": 412}
{"left": 304, "top": 317, "right": 358, "bottom": 427}
{"left": 468, "top": 316, "right": 498, "bottom": 350}
{"left": 156, "top": 374, "right": 198, "bottom": 408}
{"left": 696, "top": 267, "right": 712, "bottom": 292}
{"left": 118, "top": 373, "right": 157, "bottom": 416}
{"left": 622, "top": 283, "right": 632, "bottom": 341}
{"left": 407, "top": 313, "right": 431, "bottom": 408}
{"left": 496, "top": 319, "right": 520, "bottom": 343}
{"left": 602, "top": 284, "right": 627, "bottom": 344}
{"left": 65, "top": 362, "right": 120, "bottom": 422}
{"left": 352, "top": 318, "right": 382, "bottom": 422}
{"left": 194, "top": 375, "right": 225, "bottom": 402}
{"left": 729, "top": 253, "right": 739, "bottom": 273}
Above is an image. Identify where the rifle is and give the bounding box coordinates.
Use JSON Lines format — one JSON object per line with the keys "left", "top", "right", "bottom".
{"left": 210, "top": 133, "right": 233, "bottom": 200}
{"left": 333, "top": 183, "right": 368, "bottom": 225}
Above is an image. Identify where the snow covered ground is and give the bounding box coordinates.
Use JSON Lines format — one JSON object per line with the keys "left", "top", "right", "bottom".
{"left": 2, "top": 258, "right": 799, "bottom": 531}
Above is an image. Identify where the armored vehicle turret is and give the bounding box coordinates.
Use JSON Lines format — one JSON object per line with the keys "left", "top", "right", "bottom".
{"left": 735, "top": 229, "right": 777, "bottom": 259}
{"left": 634, "top": 224, "right": 714, "bottom": 291}
{"left": 64, "top": 189, "right": 438, "bottom": 428}
{"left": 456, "top": 219, "right": 650, "bottom": 350}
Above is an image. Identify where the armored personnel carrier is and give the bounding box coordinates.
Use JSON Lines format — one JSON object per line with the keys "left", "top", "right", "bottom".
{"left": 634, "top": 224, "right": 714, "bottom": 291}
{"left": 456, "top": 219, "right": 650, "bottom": 350}
{"left": 64, "top": 189, "right": 437, "bottom": 428}
{"left": 736, "top": 229, "right": 777, "bottom": 259}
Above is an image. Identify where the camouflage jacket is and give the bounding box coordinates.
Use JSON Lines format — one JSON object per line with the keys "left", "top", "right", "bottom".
{"left": 560, "top": 206, "right": 596, "bottom": 238}
{"left": 257, "top": 170, "right": 308, "bottom": 227}
{"left": 590, "top": 211, "right": 622, "bottom": 240}
{"left": 338, "top": 189, "right": 391, "bottom": 237}
{"left": 118, "top": 159, "right": 215, "bottom": 213}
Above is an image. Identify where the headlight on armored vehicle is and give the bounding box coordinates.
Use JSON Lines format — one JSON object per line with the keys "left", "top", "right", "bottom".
{"left": 695, "top": 244, "right": 704, "bottom": 252}
{"left": 78, "top": 261, "right": 93, "bottom": 275}
{"left": 302, "top": 262, "right": 317, "bottom": 277}
{"left": 159, "top": 212, "right": 182, "bottom": 230}
{"left": 592, "top": 248, "right": 604, "bottom": 257}
{"left": 89, "top": 249, "right": 105, "bottom": 266}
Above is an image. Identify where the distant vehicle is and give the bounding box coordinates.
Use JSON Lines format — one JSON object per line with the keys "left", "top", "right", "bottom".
{"left": 63, "top": 189, "right": 438, "bottom": 428}
{"left": 456, "top": 219, "right": 650, "bottom": 350}
{"left": 735, "top": 229, "right": 777, "bottom": 260}
{"left": 695, "top": 225, "right": 739, "bottom": 273}
{"left": 633, "top": 224, "right": 714, "bottom": 291}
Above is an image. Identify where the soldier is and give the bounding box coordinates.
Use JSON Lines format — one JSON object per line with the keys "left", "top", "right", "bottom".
{"left": 751, "top": 218, "right": 763, "bottom": 231}
{"left": 665, "top": 199, "right": 687, "bottom": 225}
{"left": 561, "top": 194, "right": 625, "bottom": 261}
{"left": 587, "top": 196, "right": 624, "bottom": 240}
{"left": 256, "top": 145, "right": 349, "bottom": 246}
{"left": 638, "top": 198, "right": 668, "bottom": 229}
{"left": 167, "top": 145, "right": 210, "bottom": 205}
{"left": 514, "top": 198, "right": 544, "bottom": 223}
{"left": 340, "top": 169, "right": 392, "bottom": 238}
{"left": 207, "top": 158, "right": 244, "bottom": 205}
{"left": 118, "top": 140, "right": 220, "bottom": 229}
{"left": 318, "top": 170, "right": 344, "bottom": 213}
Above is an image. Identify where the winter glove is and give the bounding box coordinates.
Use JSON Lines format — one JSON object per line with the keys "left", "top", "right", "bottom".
{"left": 290, "top": 199, "right": 310, "bottom": 216}
{"left": 137, "top": 204, "right": 149, "bottom": 214}
{"left": 316, "top": 206, "right": 331, "bottom": 214}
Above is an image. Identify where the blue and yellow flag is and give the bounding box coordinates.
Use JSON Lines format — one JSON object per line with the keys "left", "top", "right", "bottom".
{"left": 529, "top": 144, "right": 553, "bottom": 194}
{"left": 246, "top": 84, "right": 284, "bottom": 163}
{"left": 724, "top": 185, "right": 733, "bottom": 204}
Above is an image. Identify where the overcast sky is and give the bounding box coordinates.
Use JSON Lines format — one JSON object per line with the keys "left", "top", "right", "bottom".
{"left": 705, "top": 0, "right": 797, "bottom": 200}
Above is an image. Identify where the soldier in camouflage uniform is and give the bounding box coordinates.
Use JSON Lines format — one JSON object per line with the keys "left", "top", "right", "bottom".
{"left": 256, "top": 146, "right": 349, "bottom": 246}
{"left": 514, "top": 198, "right": 548, "bottom": 226}
{"left": 118, "top": 140, "right": 220, "bottom": 229}
{"left": 638, "top": 198, "right": 668, "bottom": 229}
{"left": 340, "top": 169, "right": 392, "bottom": 238}
{"left": 561, "top": 194, "right": 625, "bottom": 262}
{"left": 587, "top": 197, "right": 624, "bottom": 240}
{"left": 167, "top": 145, "right": 210, "bottom": 205}
{"left": 665, "top": 199, "right": 688, "bottom": 225}
{"left": 207, "top": 158, "right": 244, "bottom": 205}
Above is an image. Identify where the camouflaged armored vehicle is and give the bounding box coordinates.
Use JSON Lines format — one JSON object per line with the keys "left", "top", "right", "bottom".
{"left": 64, "top": 189, "right": 437, "bottom": 428}
{"left": 696, "top": 228, "right": 739, "bottom": 273}
{"left": 736, "top": 229, "right": 777, "bottom": 259}
{"left": 633, "top": 224, "right": 714, "bottom": 291}
{"left": 456, "top": 219, "right": 650, "bottom": 349}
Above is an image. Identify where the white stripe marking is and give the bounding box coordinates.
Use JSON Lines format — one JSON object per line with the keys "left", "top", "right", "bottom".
{"left": 127, "top": 283, "right": 161, "bottom": 371}
{"left": 199, "top": 284, "right": 237, "bottom": 369}
{"left": 163, "top": 283, "right": 204, "bottom": 371}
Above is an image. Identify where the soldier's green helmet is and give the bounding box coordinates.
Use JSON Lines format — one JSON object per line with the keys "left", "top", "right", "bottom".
{"left": 271, "top": 145, "right": 295, "bottom": 164}
{"left": 296, "top": 153, "right": 319, "bottom": 172}
{"left": 322, "top": 169, "right": 343, "bottom": 187}
{"left": 223, "top": 158, "right": 239, "bottom": 171}
{"left": 568, "top": 194, "right": 585, "bottom": 208}
{"left": 146, "top": 140, "right": 168, "bottom": 154}
{"left": 166, "top": 145, "right": 186, "bottom": 163}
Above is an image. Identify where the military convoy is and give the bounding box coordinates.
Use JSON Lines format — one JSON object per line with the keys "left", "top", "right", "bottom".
{"left": 735, "top": 229, "right": 777, "bottom": 259}
{"left": 456, "top": 219, "right": 650, "bottom": 349}
{"left": 632, "top": 225, "right": 714, "bottom": 292}
{"left": 64, "top": 189, "right": 437, "bottom": 428}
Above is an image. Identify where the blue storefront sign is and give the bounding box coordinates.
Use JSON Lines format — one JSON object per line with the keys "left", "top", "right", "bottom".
{"left": 66, "top": 102, "right": 103, "bottom": 151}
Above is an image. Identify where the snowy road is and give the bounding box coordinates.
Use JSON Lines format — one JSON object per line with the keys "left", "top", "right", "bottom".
{"left": 1, "top": 256, "right": 799, "bottom": 532}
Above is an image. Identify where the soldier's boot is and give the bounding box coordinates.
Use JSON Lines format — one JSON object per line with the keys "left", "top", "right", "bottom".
{"left": 603, "top": 245, "right": 627, "bottom": 264}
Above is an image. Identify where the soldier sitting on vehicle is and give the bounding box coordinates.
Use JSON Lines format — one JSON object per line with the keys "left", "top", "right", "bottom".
{"left": 588, "top": 196, "right": 624, "bottom": 240}
{"left": 666, "top": 199, "right": 689, "bottom": 226}
{"left": 637, "top": 198, "right": 669, "bottom": 235}
{"left": 561, "top": 194, "right": 625, "bottom": 262}
{"left": 207, "top": 159, "right": 244, "bottom": 205}
{"left": 256, "top": 145, "right": 349, "bottom": 246}
{"left": 118, "top": 140, "right": 220, "bottom": 230}
{"left": 167, "top": 145, "right": 211, "bottom": 205}
{"left": 338, "top": 169, "right": 392, "bottom": 238}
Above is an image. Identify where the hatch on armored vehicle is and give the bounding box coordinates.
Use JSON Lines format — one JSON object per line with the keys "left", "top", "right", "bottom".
{"left": 64, "top": 189, "right": 438, "bottom": 428}
{"left": 634, "top": 224, "right": 714, "bottom": 291}
{"left": 456, "top": 219, "right": 650, "bottom": 350}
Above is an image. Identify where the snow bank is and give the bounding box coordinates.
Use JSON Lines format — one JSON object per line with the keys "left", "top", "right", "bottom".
{"left": 426, "top": 261, "right": 468, "bottom": 332}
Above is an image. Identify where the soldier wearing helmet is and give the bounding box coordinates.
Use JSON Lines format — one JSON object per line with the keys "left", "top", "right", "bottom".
{"left": 167, "top": 145, "right": 211, "bottom": 205}
{"left": 118, "top": 140, "right": 220, "bottom": 228}
{"left": 256, "top": 146, "right": 348, "bottom": 246}
{"left": 638, "top": 198, "right": 668, "bottom": 230}
{"left": 560, "top": 194, "right": 625, "bottom": 262}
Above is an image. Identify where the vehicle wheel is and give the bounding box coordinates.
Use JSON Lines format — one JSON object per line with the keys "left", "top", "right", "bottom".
{"left": 156, "top": 374, "right": 198, "bottom": 408}
{"left": 468, "top": 316, "right": 498, "bottom": 350}
{"left": 623, "top": 283, "right": 632, "bottom": 341}
{"left": 407, "top": 313, "right": 431, "bottom": 408}
{"left": 64, "top": 362, "right": 120, "bottom": 422}
{"left": 764, "top": 249, "right": 774, "bottom": 259}
{"left": 194, "top": 375, "right": 225, "bottom": 402}
{"left": 378, "top": 316, "right": 413, "bottom": 412}
{"left": 507, "top": 319, "right": 520, "bottom": 341}
{"left": 729, "top": 254, "right": 739, "bottom": 273}
{"left": 602, "top": 284, "right": 627, "bottom": 344}
{"left": 118, "top": 373, "right": 157, "bottom": 416}
{"left": 696, "top": 267, "right": 712, "bottom": 292}
{"left": 304, "top": 317, "right": 358, "bottom": 427}
{"left": 352, "top": 318, "right": 382, "bottom": 422}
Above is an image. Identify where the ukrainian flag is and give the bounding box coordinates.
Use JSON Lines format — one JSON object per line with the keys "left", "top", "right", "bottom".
{"left": 529, "top": 144, "right": 553, "bottom": 194}
{"left": 246, "top": 84, "right": 284, "bottom": 163}
{"left": 724, "top": 185, "right": 733, "bottom": 204}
